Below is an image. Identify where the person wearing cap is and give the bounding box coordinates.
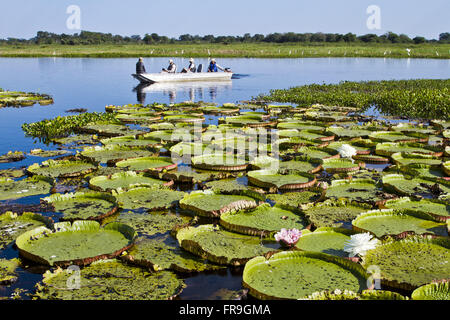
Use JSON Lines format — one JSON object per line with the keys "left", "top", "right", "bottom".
{"left": 136, "top": 57, "right": 146, "bottom": 74}
{"left": 181, "top": 58, "right": 196, "bottom": 73}
{"left": 162, "top": 59, "right": 177, "bottom": 73}
{"left": 207, "top": 59, "right": 226, "bottom": 72}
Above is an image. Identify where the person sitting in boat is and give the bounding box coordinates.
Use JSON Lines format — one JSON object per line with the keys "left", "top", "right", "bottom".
{"left": 181, "top": 58, "right": 196, "bottom": 73}
{"left": 162, "top": 59, "right": 177, "bottom": 73}
{"left": 136, "top": 57, "right": 146, "bottom": 74}
{"left": 207, "top": 59, "right": 225, "bottom": 72}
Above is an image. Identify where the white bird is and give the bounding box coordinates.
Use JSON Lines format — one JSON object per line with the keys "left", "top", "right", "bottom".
{"left": 406, "top": 48, "right": 411, "bottom": 56}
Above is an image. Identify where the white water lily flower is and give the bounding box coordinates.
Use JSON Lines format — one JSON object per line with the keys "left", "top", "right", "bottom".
{"left": 343, "top": 233, "right": 379, "bottom": 257}
{"left": 337, "top": 144, "right": 357, "bottom": 158}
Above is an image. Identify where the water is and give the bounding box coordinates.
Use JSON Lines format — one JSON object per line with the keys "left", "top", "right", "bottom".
{"left": 0, "top": 57, "right": 449, "bottom": 299}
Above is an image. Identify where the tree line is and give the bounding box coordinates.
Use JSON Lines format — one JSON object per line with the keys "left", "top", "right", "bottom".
{"left": 1, "top": 30, "right": 449, "bottom": 45}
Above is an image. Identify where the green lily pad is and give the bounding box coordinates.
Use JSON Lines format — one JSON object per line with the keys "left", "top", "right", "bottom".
{"left": 294, "top": 146, "right": 340, "bottom": 160}
{"left": 326, "top": 179, "right": 386, "bottom": 205}
{"left": 382, "top": 174, "right": 450, "bottom": 198}
{"left": 80, "top": 145, "right": 155, "bottom": 164}
{"left": 122, "top": 236, "right": 223, "bottom": 272}
{"left": 180, "top": 191, "right": 259, "bottom": 218}
{"left": 369, "top": 131, "right": 428, "bottom": 143}
{"left": 295, "top": 228, "right": 359, "bottom": 257}
{"left": 243, "top": 251, "right": 369, "bottom": 300}
{"left": 78, "top": 122, "right": 139, "bottom": 137}
{"left": 0, "top": 258, "right": 20, "bottom": 285}
{"left": 361, "top": 236, "right": 450, "bottom": 290}
{"left": 396, "top": 164, "right": 445, "bottom": 180}
{"left": 115, "top": 156, "right": 177, "bottom": 172}
{"left": 352, "top": 209, "right": 448, "bottom": 237}
{"left": 322, "top": 158, "right": 364, "bottom": 173}
{"left": 279, "top": 159, "right": 323, "bottom": 174}
{"left": 35, "top": 259, "right": 185, "bottom": 300}
{"left": 29, "top": 149, "right": 71, "bottom": 158}
{"left": 326, "top": 126, "right": 374, "bottom": 139}
{"left": 0, "top": 151, "right": 25, "bottom": 163}
{"left": 266, "top": 189, "right": 324, "bottom": 211}
{"left": 375, "top": 142, "right": 443, "bottom": 157}
{"left": 248, "top": 169, "right": 316, "bottom": 190}
{"left": 0, "top": 168, "right": 26, "bottom": 179}
{"left": 327, "top": 139, "right": 375, "bottom": 155}
{"left": 169, "top": 142, "right": 206, "bottom": 158}
{"left": 0, "top": 176, "right": 53, "bottom": 201}
{"left": 16, "top": 221, "right": 136, "bottom": 266}
{"left": 27, "top": 159, "right": 97, "bottom": 178}
{"left": 383, "top": 197, "right": 450, "bottom": 222}
{"left": 113, "top": 186, "right": 185, "bottom": 211}
{"left": 203, "top": 179, "right": 249, "bottom": 194}
{"left": 51, "top": 134, "right": 97, "bottom": 147}
{"left": 277, "top": 121, "right": 325, "bottom": 131}
{"left": 176, "top": 224, "right": 276, "bottom": 266}
{"left": 0, "top": 212, "right": 53, "bottom": 250}
{"left": 303, "top": 199, "right": 372, "bottom": 228}
{"left": 411, "top": 281, "right": 450, "bottom": 300}
{"left": 191, "top": 154, "right": 248, "bottom": 171}
{"left": 220, "top": 203, "right": 309, "bottom": 236}
{"left": 114, "top": 211, "right": 191, "bottom": 236}
{"left": 100, "top": 135, "right": 161, "bottom": 148}
{"left": 391, "top": 152, "right": 442, "bottom": 166}
{"left": 89, "top": 171, "right": 170, "bottom": 192}
{"left": 42, "top": 191, "right": 118, "bottom": 221}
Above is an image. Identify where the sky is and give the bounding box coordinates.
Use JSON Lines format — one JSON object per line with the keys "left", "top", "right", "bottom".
{"left": 0, "top": 0, "right": 449, "bottom": 40}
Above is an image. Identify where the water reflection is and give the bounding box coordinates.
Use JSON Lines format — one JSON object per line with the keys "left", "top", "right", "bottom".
{"left": 133, "top": 80, "right": 232, "bottom": 104}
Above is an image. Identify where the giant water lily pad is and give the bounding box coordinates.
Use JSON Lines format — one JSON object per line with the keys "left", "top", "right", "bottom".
{"left": 176, "top": 224, "right": 276, "bottom": 266}
{"left": 203, "top": 179, "right": 248, "bottom": 194}
{"left": 220, "top": 203, "right": 309, "bottom": 236}
{"left": 294, "top": 146, "right": 340, "bottom": 160}
{"left": 248, "top": 169, "right": 316, "bottom": 190}
{"left": 0, "top": 151, "right": 25, "bottom": 163}
{"left": 382, "top": 174, "right": 450, "bottom": 198}
{"left": 369, "top": 131, "right": 428, "bottom": 143}
{"left": 411, "top": 281, "right": 450, "bottom": 300}
{"left": 278, "top": 159, "right": 322, "bottom": 174}
{"left": 326, "top": 179, "right": 386, "bottom": 205}
{"left": 277, "top": 121, "right": 325, "bottom": 131}
{"left": 27, "top": 159, "right": 97, "bottom": 178}
{"left": 326, "top": 126, "right": 374, "bottom": 139}
{"left": 391, "top": 152, "right": 442, "bottom": 166}
{"left": 0, "top": 212, "right": 53, "bottom": 250}
{"left": 122, "top": 237, "right": 223, "bottom": 273}
{"left": 0, "top": 258, "right": 20, "bottom": 285}
{"left": 361, "top": 236, "right": 450, "bottom": 290}
{"left": 303, "top": 199, "right": 372, "bottom": 228}
{"left": 78, "top": 122, "right": 139, "bottom": 137}
{"left": 242, "top": 251, "right": 369, "bottom": 300}
{"left": 295, "top": 227, "right": 359, "bottom": 257}
{"left": 322, "top": 158, "right": 364, "bottom": 173}
{"left": 100, "top": 135, "right": 161, "bottom": 148}
{"left": 191, "top": 154, "right": 248, "bottom": 171}
{"left": 42, "top": 191, "right": 118, "bottom": 221}
{"left": 16, "top": 220, "right": 136, "bottom": 266}
{"left": 327, "top": 139, "right": 375, "bottom": 155}
{"left": 352, "top": 209, "right": 448, "bottom": 237}
{"left": 179, "top": 191, "right": 259, "bottom": 218}
{"left": 375, "top": 142, "right": 443, "bottom": 157}
{"left": 0, "top": 176, "right": 53, "bottom": 201}
{"left": 266, "top": 190, "right": 324, "bottom": 211}
{"left": 115, "top": 211, "right": 191, "bottom": 236}
{"left": 35, "top": 259, "right": 185, "bottom": 300}
{"left": 80, "top": 145, "right": 155, "bottom": 164}
{"left": 89, "top": 171, "right": 170, "bottom": 192}
{"left": 113, "top": 186, "right": 185, "bottom": 211}
{"left": 383, "top": 197, "right": 450, "bottom": 222}
{"left": 115, "top": 156, "right": 177, "bottom": 172}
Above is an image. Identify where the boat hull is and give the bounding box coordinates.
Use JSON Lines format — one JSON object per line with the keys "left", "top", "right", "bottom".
{"left": 132, "top": 72, "right": 233, "bottom": 84}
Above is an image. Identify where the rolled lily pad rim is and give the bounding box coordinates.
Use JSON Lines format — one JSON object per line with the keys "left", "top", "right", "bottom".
{"left": 15, "top": 220, "right": 136, "bottom": 267}
{"left": 247, "top": 169, "right": 317, "bottom": 190}
{"left": 243, "top": 250, "right": 370, "bottom": 300}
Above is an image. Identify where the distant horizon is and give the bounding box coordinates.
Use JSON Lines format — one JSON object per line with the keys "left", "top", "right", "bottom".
{"left": 0, "top": 0, "right": 448, "bottom": 40}
{"left": 3, "top": 29, "right": 449, "bottom": 42}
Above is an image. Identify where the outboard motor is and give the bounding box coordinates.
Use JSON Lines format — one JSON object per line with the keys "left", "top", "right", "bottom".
{"left": 197, "top": 64, "right": 203, "bottom": 73}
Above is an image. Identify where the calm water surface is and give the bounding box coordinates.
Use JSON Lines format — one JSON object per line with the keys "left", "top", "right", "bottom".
{"left": 0, "top": 57, "right": 449, "bottom": 299}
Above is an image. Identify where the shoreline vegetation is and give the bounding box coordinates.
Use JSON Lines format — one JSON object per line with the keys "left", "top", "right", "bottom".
{"left": 260, "top": 79, "right": 450, "bottom": 120}
{"left": 1, "top": 43, "right": 450, "bottom": 59}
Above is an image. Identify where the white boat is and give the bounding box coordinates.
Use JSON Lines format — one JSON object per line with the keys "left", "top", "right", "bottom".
{"left": 132, "top": 72, "right": 233, "bottom": 84}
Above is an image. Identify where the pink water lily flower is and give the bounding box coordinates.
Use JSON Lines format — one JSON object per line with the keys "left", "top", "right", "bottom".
{"left": 274, "top": 228, "right": 302, "bottom": 247}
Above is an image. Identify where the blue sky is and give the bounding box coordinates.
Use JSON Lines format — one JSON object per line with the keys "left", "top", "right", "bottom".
{"left": 1, "top": 0, "right": 449, "bottom": 39}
